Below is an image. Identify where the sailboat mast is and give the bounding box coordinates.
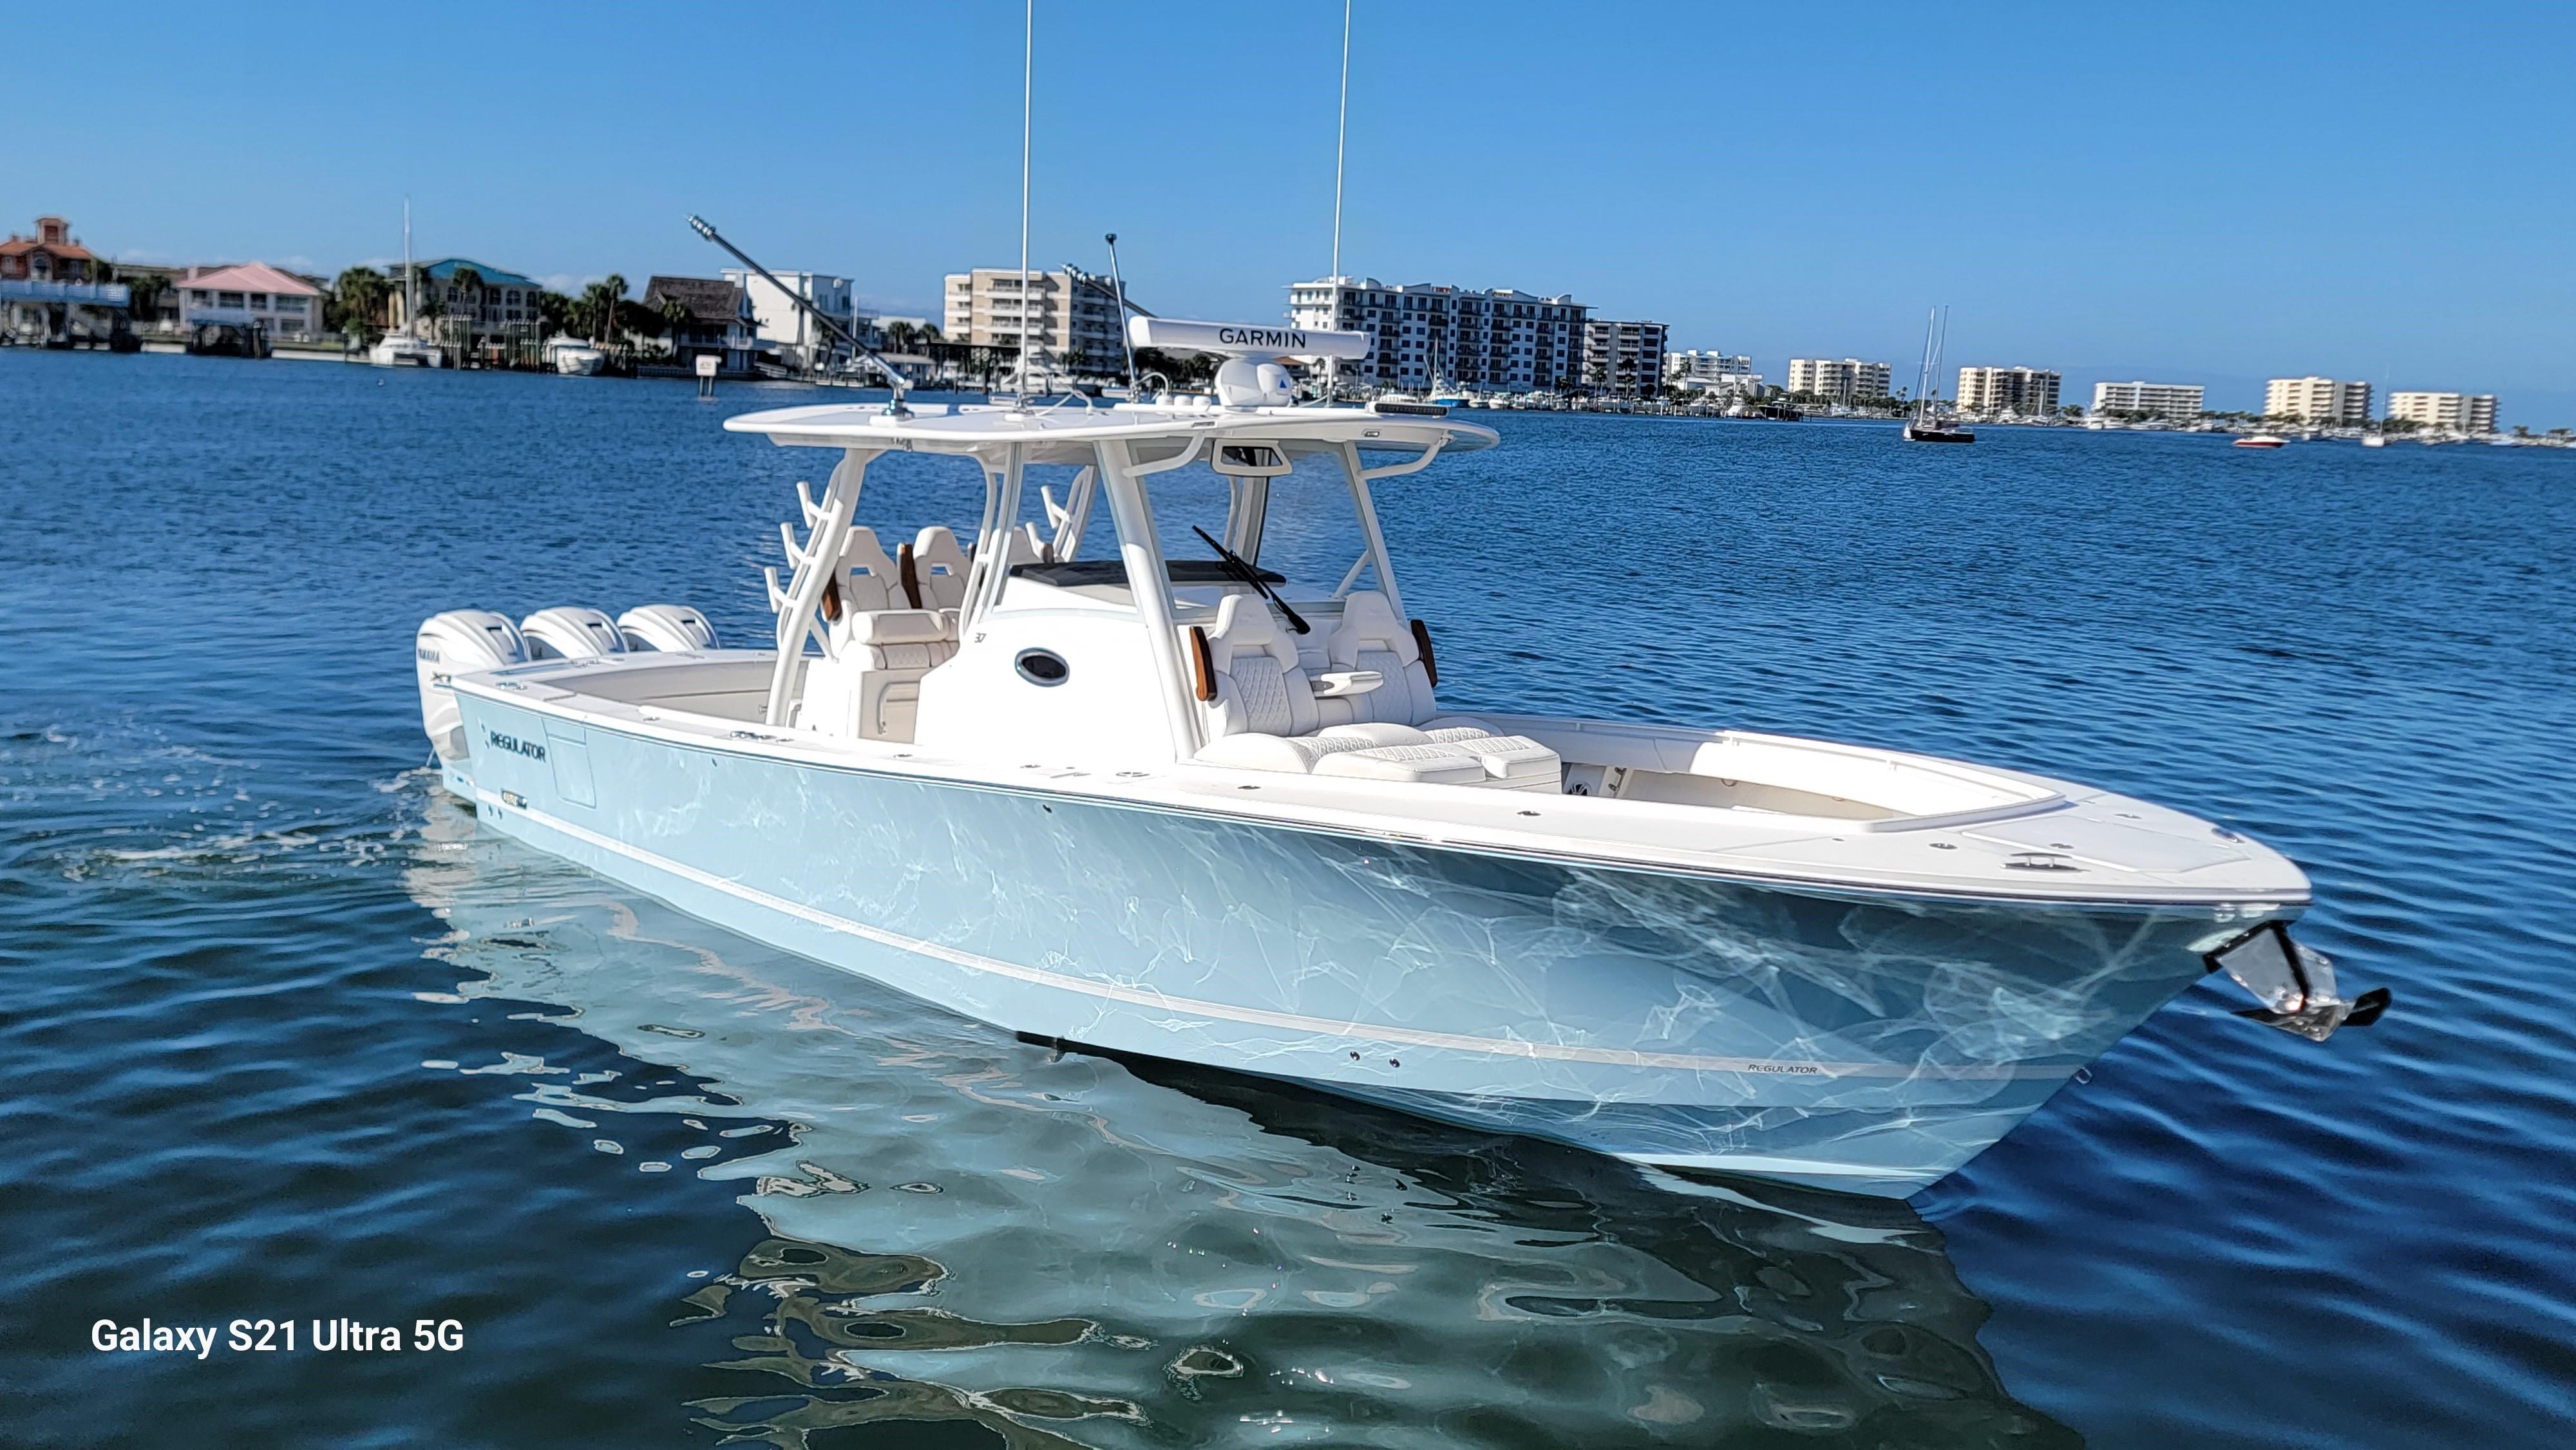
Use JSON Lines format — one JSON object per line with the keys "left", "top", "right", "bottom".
{"left": 402, "top": 200, "right": 416, "bottom": 334}
{"left": 1915, "top": 307, "right": 1935, "bottom": 422}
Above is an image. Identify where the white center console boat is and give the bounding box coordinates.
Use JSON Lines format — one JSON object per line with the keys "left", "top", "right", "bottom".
{"left": 412, "top": 319, "right": 2383, "bottom": 1197}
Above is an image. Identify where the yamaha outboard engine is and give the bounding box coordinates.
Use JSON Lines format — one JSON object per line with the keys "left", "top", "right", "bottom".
{"left": 616, "top": 604, "right": 719, "bottom": 652}
{"left": 520, "top": 607, "right": 627, "bottom": 661}
{"left": 415, "top": 610, "right": 527, "bottom": 770}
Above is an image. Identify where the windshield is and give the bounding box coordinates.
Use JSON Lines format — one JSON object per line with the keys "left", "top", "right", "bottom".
{"left": 1142, "top": 449, "right": 1381, "bottom": 604}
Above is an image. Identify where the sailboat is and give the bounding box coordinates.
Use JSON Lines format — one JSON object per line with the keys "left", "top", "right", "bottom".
{"left": 368, "top": 202, "right": 442, "bottom": 368}
{"left": 1901, "top": 307, "right": 1973, "bottom": 444}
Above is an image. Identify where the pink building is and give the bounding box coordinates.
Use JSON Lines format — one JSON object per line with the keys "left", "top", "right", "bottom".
{"left": 177, "top": 261, "right": 326, "bottom": 341}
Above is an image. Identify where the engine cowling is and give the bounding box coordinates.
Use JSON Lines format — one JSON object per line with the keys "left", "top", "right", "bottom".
{"left": 416, "top": 610, "right": 527, "bottom": 763}
{"left": 520, "top": 607, "right": 627, "bottom": 661}
{"left": 616, "top": 604, "right": 719, "bottom": 652}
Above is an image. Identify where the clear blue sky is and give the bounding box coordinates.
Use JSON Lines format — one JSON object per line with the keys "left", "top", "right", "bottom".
{"left": 15, "top": 1, "right": 2573, "bottom": 420}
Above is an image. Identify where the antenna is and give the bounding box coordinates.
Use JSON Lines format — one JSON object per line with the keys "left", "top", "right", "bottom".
{"left": 688, "top": 214, "right": 911, "bottom": 416}
{"left": 1331, "top": 0, "right": 1352, "bottom": 281}
{"left": 1326, "top": 0, "right": 1353, "bottom": 400}
{"left": 1014, "top": 0, "right": 1034, "bottom": 409}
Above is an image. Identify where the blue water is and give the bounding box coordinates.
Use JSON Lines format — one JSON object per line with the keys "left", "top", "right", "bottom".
{"left": 5, "top": 351, "right": 2571, "bottom": 1446}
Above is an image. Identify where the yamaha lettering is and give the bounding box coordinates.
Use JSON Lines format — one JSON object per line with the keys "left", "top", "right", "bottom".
{"left": 485, "top": 729, "right": 547, "bottom": 762}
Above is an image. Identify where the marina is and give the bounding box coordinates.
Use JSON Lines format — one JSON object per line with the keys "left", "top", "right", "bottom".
{"left": 7, "top": 350, "right": 2570, "bottom": 1442}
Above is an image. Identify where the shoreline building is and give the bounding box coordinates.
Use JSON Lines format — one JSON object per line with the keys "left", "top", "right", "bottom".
{"left": 1288, "top": 277, "right": 1589, "bottom": 393}
{"left": 1666, "top": 350, "right": 1764, "bottom": 397}
{"left": 1, "top": 216, "right": 102, "bottom": 283}
{"left": 2, "top": 216, "right": 132, "bottom": 348}
{"left": 176, "top": 261, "right": 325, "bottom": 342}
{"left": 1957, "top": 365, "right": 2061, "bottom": 416}
{"left": 944, "top": 267, "right": 1130, "bottom": 381}
{"left": 2091, "top": 380, "right": 2206, "bottom": 420}
{"left": 642, "top": 276, "right": 761, "bottom": 377}
{"left": 1582, "top": 319, "right": 1668, "bottom": 397}
{"left": 1787, "top": 357, "right": 1893, "bottom": 405}
{"left": 2263, "top": 376, "right": 2371, "bottom": 424}
{"left": 388, "top": 258, "right": 544, "bottom": 341}
{"left": 724, "top": 268, "right": 860, "bottom": 375}
{"left": 2386, "top": 390, "right": 2497, "bottom": 434}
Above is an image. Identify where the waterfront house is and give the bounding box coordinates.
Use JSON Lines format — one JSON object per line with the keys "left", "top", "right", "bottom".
{"left": 177, "top": 262, "right": 327, "bottom": 342}
{"left": 388, "top": 258, "right": 545, "bottom": 341}
{"left": 641, "top": 276, "right": 759, "bottom": 377}
{"left": 0, "top": 217, "right": 102, "bottom": 283}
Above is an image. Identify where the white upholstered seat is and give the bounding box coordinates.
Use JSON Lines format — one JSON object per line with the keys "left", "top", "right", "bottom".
{"left": 800, "top": 606, "right": 958, "bottom": 742}
{"left": 831, "top": 527, "right": 907, "bottom": 615}
{"left": 1308, "top": 590, "right": 1562, "bottom": 790}
{"left": 910, "top": 527, "right": 972, "bottom": 612}
{"left": 1186, "top": 597, "right": 1492, "bottom": 787}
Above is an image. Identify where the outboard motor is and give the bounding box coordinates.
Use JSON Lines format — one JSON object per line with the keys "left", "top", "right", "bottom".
{"left": 416, "top": 610, "right": 527, "bottom": 766}
{"left": 520, "top": 607, "right": 626, "bottom": 661}
{"left": 616, "top": 604, "right": 719, "bottom": 653}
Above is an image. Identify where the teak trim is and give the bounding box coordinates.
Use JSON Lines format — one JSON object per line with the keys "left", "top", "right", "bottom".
{"left": 896, "top": 542, "right": 922, "bottom": 609}
{"left": 1187, "top": 625, "right": 1217, "bottom": 702}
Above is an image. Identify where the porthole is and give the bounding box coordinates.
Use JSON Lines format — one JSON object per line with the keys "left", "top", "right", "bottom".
{"left": 1014, "top": 648, "right": 1070, "bottom": 686}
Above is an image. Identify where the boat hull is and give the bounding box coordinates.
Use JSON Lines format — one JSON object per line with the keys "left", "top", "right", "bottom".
{"left": 449, "top": 695, "right": 2275, "bottom": 1196}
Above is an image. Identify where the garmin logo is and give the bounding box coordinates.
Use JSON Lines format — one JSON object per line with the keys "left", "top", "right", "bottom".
{"left": 485, "top": 729, "right": 547, "bottom": 762}
{"left": 1216, "top": 326, "right": 1307, "bottom": 350}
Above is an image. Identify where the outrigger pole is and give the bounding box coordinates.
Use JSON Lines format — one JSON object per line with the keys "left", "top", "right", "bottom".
{"left": 687, "top": 214, "right": 911, "bottom": 417}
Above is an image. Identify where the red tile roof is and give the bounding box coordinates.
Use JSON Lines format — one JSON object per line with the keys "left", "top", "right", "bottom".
{"left": 1, "top": 234, "right": 96, "bottom": 261}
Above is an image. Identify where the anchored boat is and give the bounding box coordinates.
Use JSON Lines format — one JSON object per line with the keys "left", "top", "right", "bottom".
{"left": 412, "top": 317, "right": 2381, "bottom": 1197}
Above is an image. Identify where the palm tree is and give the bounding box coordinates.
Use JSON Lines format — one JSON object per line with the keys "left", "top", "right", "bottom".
{"left": 657, "top": 294, "right": 690, "bottom": 361}
{"left": 123, "top": 270, "right": 171, "bottom": 330}
{"left": 536, "top": 290, "right": 574, "bottom": 335}
{"left": 580, "top": 275, "right": 629, "bottom": 344}
{"left": 332, "top": 266, "right": 388, "bottom": 339}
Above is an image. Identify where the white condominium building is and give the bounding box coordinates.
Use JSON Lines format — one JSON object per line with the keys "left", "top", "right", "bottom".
{"left": 1289, "top": 277, "right": 1589, "bottom": 393}
{"left": 1786, "top": 357, "right": 1893, "bottom": 404}
{"left": 943, "top": 267, "right": 1130, "bottom": 377}
{"left": 2092, "top": 380, "right": 2206, "bottom": 420}
{"left": 2263, "top": 376, "right": 2371, "bottom": 424}
{"left": 1667, "top": 350, "right": 1764, "bottom": 395}
{"left": 1957, "top": 366, "right": 2061, "bottom": 415}
{"left": 2385, "top": 390, "right": 2498, "bottom": 433}
{"left": 1582, "top": 319, "right": 1668, "bottom": 397}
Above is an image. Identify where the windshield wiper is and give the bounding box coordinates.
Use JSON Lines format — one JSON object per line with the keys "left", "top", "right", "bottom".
{"left": 1192, "top": 525, "right": 1309, "bottom": 635}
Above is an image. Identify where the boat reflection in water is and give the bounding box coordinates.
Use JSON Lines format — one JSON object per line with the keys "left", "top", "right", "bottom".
{"left": 407, "top": 793, "right": 2075, "bottom": 1447}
